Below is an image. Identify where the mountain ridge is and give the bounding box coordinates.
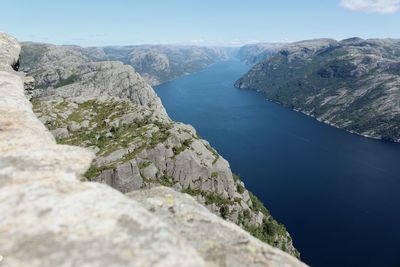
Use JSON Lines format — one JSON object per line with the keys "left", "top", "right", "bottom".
{"left": 235, "top": 37, "right": 400, "bottom": 142}
{"left": 21, "top": 41, "right": 235, "bottom": 86}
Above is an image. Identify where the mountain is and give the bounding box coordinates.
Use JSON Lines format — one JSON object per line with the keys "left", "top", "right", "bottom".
{"left": 236, "top": 43, "right": 286, "bottom": 65}
{"left": 21, "top": 42, "right": 234, "bottom": 86}
{"left": 235, "top": 38, "right": 400, "bottom": 142}
{"left": 0, "top": 32, "right": 306, "bottom": 267}
{"left": 19, "top": 41, "right": 299, "bottom": 256}
{"left": 89, "top": 45, "right": 236, "bottom": 86}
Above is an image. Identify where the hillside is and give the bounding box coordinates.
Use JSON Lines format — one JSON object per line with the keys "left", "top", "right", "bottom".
{"left": 235, "top": 38, "right": 400, "bottom": 142}
{"left": 19, "top": 39, "right": 299, "bottom": 256}
{"left": 236, "top": 42, "right": 286, "bottom": 65}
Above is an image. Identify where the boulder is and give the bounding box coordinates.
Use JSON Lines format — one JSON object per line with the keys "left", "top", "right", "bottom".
{"left": 128, "top": 187, "right": 307, "bottom": 267}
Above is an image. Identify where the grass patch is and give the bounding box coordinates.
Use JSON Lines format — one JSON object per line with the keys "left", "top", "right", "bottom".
{"left": 173, "top": 138, "right": 193, "bottom": 156}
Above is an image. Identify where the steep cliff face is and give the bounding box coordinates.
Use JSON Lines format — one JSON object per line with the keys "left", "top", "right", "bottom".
{"left": 235, "top": 38, "right": 400, "bottom": 142}
{"left": 20, "top": 39, "right": 299, "bottom": 256}
{"left": 0, "top": 32, "right": 306, "bottom": 267}
{"left": 21, "top": 42, "right": 233, "bottom": 86}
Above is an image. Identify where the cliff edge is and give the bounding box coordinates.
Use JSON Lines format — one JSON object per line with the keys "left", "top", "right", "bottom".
{"left": 0, "top": 32, "right": 306, "bottom": 266}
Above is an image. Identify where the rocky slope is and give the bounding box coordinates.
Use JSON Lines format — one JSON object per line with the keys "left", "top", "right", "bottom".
{"left": 236, "top": 43, "right": 286, "bottom": 65}
{"left": 235, "top": 38, "right": 400, "bottom": 142}
{"left": 0, "top": 32, "right": 306, "bottom": 267}
{"left": 21, "top": 42, "right": 233, "bottom": 86}
{"left": 19, "top": 37, "right": 299, "bottom": 256}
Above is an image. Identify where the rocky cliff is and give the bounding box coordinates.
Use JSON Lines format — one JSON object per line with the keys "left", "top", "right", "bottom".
{"left": 0, "top": 32, "right": 309, "bottom": 267}
{"left": 235, "top": 38, "right": 400, "bottom": 142}
{"left": 21, "top": 42, "right": 234, "bottom": 86}
{"left": 21, "top": 43, "right": 299, "bottom": 256}
{"left": 15, "top": 34, "right": 302, "bottom": 256}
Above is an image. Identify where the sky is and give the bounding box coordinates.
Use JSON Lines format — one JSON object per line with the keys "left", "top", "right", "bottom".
{"left": 1, "top": 0, "right": 399, "bottom": 46}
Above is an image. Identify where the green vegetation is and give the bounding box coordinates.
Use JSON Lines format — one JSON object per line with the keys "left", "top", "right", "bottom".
{"left": 230, "top": 172, "right": 297, "bottom": 256}
{"left": 85, "top": 165, "right": 115, "bottom": 180}
{"left": 32, "top": 98, "right": 173, "bottom": 179}
{"left": 182, "top": 188, "right": 233, "bottom": 207}
{"left": 205, "top": 143, "right": 219, "bottom": 164}
{"left": 237, "top": 184, "right": 245, "bottom": 194}
{"left": 238, "top": 191, "right": 298, "bottom": 257}
{"left": 159, "top": 175, "right": 175, "bottom": 187}
{"left": 138, "top": 161, "right": 151, "bottom": 169}
{"left": 248, "top": 191, "right": 269, "bottom": 215}
{"left": 172, "top": 138, "right": 193, "bottom": 156}
{"left": 181, "top": 187, "right": 232, "bottom": 221}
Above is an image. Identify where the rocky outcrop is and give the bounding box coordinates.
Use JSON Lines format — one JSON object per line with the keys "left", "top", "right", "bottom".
{"left": 0, "top": 32, "right": 306, "bottom": 266}
{"left": 0, "top": 32, "right": 203, "bottom": 267}
{"left": 128, "top": 187, "right": 307, "bottom": 267}
{"left": 235, "top": 38, "right": 400, "bottom": 142}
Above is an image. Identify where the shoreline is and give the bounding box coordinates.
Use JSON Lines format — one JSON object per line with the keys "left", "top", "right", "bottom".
{"left": 258, "top": 94, "right": 400, "bottom": 144}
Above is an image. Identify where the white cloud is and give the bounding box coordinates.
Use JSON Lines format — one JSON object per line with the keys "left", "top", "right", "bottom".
{"left": 340, "top": 0, "right": 400, "bottom": 13}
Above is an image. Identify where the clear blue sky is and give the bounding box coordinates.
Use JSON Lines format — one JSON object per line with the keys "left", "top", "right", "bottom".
{"left": 1, "top": 0, "right": 399, "bottom": 46}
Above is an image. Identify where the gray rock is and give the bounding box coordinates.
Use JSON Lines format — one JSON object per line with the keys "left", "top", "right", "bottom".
{"left": 114, "top": 160, "right": 143, "bottom": 193}
{"left": 51, "top": 127, "right": 69, "bottom": 139}
{"left": 81, "top": 119, "right": 90, "bottom": 128}
{"left": 68, "top": 121, "right": 81, "bottom": 131}
{"left": 95, "top": 148, "right": 128, "bottom": 166}
{"left": 250, "top": 211, "right": 265, "bottom": 227}
{"left": 140, "top": 162, "right": 159, "bottom": 179}
{"left": 128, "top": 187, "right": 307, "bottom": 267}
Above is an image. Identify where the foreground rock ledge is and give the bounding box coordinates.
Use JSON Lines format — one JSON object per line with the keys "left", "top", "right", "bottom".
{"left": 0, "top": 32, "right": 306, "bottom": 267}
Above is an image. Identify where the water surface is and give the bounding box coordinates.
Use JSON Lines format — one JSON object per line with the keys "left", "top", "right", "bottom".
{"left": 155, "top": 59, "right": 400, "bottom": 267}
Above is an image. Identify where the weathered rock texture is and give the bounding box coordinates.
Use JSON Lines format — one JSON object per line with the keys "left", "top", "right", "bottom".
{"left": 236, "top": 38, "right": 400, "bottom": 142}
{"left": 20, "top": 39, "right": 299, "bottom": 256}
{"left": 129, "top": 187, "right": 307, "bottom": 267}
{"left": 0, "top": 32, "right": 306, "bottom": 267}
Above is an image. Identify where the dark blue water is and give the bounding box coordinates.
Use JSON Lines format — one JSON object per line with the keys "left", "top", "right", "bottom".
{"left": 155, "top": 59, "right": 400, "bottom": 267}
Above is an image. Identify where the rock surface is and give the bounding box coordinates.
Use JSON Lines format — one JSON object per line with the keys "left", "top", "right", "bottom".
{"left": 129, "top": 187, "right": 307, "bottom": 267}
{"left": 235, "top": 38, "right": 400, "bottom": 142}
{"left": 0, "top": 32, "right": 306, "bottom": 267}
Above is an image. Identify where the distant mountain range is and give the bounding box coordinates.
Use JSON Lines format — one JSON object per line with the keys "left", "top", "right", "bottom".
{"left": 235, "top": 38, "right": 400, "bottom": 142}
{"left": 21, "top": 42, "right": 235, "bottom": 86}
